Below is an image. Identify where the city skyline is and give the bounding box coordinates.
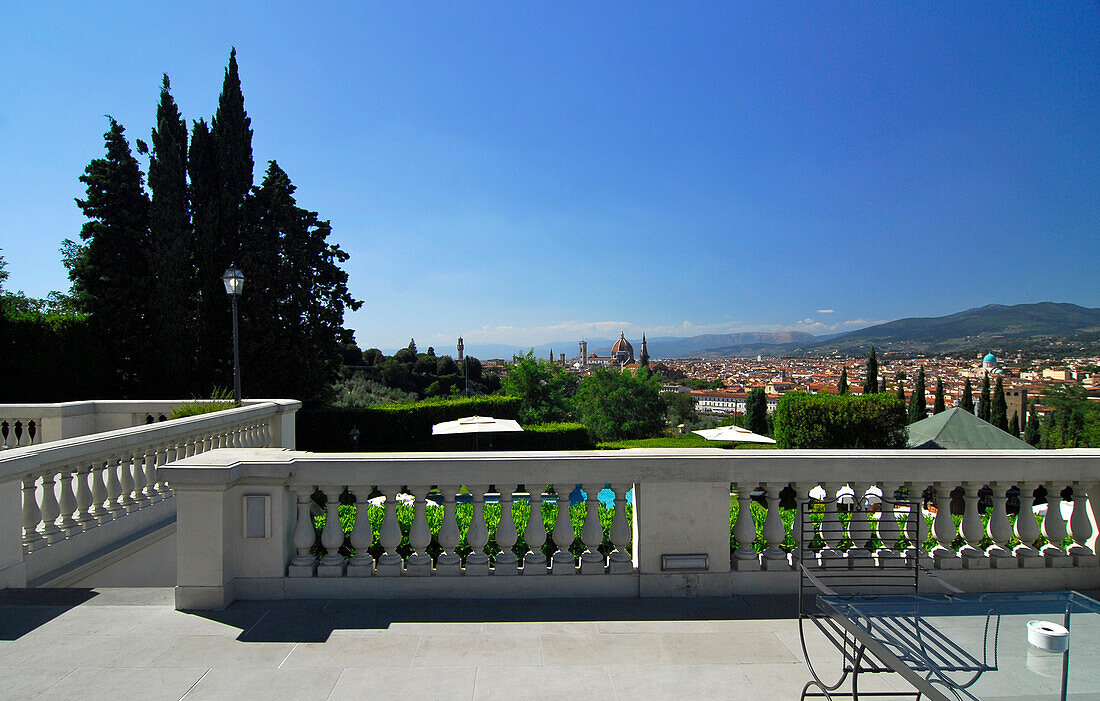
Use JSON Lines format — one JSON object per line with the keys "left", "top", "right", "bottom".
{"left": 3, "top": 4, "right": 1099, "bottom": 350}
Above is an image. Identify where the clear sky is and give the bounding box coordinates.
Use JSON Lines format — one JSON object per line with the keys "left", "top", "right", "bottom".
{"left": 2, "top": 3, "right": 1098, "bottom": 352}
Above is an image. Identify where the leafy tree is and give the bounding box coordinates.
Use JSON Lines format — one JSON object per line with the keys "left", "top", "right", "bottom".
{"left": 463, "top": 356, "right": 483, "bottom": 382}
{"left": 407, "top": 338, "right": 417, "bottom": 354}
{"left": 436, "top": 356, "right": 459, "bottom": 376}
{"left": 63, "top": 117, "right": 153, "bottom": 395}
{"left": 907, "top": 366, "right": 926, "bottom": 424}
{"left": 1024, "top": 401, "right": 1041, "bottom": 446}
{"left": 236, "top": 161, "right": 361, "bottom": 403}
{"left": 663, "top": 391, "right": 699, "bottom": 429}
{"left": 744, "top": 387, "right": 768, "bottom": 435}
{"left": 500, "top": 350, "right": 578, "bottom": 424}
{"left": 147, "top": 74, "right": 194, "bottom": 395}
{"left": 393, "top": 347, "right": 416, "bottom": 365}
{"left": 991, "top": 375, "right": 1009, "bottom": 431}
{"left": 933, "top": 377, "right": 946, "bottom": 414}
{"left": 773, "top": 393, "right": 907, "bottom": 448}
{"left": 571, "top": 367, "right": 664, "bottom": 442}
{"left": 838, "top": 367, "right": 848, "bottom": 395}
{"left": 895, "top": 376, "right": 905, "bottom": 405}
{"left": 362, "top": 348, "right": 384, "bottom": 366}
{"left": 960, "top": 378, "right": 974, "bottom": 413}
{"left": 863, "top": 346, "right": 879, "bottom": 394}
{"left": 0, "top": 249, "right": 8, "bottom": 290}
{"left": 978, "top": 372, "right": 991, "bottom": 422}
{"left": 1009, "top": 411, "right": 1019, "bottom": 437}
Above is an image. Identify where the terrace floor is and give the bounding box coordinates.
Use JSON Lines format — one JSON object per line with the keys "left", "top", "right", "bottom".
{"left": 0, "top": 588, "right": 969, "bottom": 700}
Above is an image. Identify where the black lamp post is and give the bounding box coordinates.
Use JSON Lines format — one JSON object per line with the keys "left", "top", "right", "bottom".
{"left": 221, "top": 264, "right": 245, "bottom": 406}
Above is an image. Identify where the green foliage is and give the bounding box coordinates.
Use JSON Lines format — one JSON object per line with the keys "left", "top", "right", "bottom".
{"left": 960, "top": 378, "right": 974, "bottom": 413}
{"left": 907, "top": 366, "right": 926, "bottom": 424}
{"left": 978, "top": 372, "right": 991, "bottom": 422}
{"left": 772, "top": 392, "right": 907, "bottom": 448}
{"left": 571, "top": 367, "right": 665, "bottom": 443}
{"left": 296, "top": 396, "right": 524, "bottom": 450}
{"left": 1038, "top": 384, "right": 1100, "bottom": 448}
{"left": 1024, "top": 401, "right": 1041, "bottom": 446}
{"left": 169, "top": 388, "right": 235, "bottom": 419}
{"left": 331, "top": 373, "right": 417, "bottom": 408}
{"left": 991, "top": 375, "right": 1009, "bottom": 431}
{"left": 500, "top": 350, "right": 578, "bottom": 424}
{"left": 744, "top": 387, "right": 768, "bottom": 435}
{"left": 862, "top": 346, "right": 879, "bottom": 394}
{"left": 494, "top": 423, "right": 594, "bottom": 450}
{"left": 838, "top": 367, "right": 848, "bottom": 395}
{"left": 662, "top": 391, "right": 700, "bottom": 429}
{"left": 598, "top": 434, "right": 776, "bottom": 449}
{"left": 1009, "top": 411, "right": 1020, "bottom": 437}
{"left": 933, "top": 377, "right": 946, "bottom": 414}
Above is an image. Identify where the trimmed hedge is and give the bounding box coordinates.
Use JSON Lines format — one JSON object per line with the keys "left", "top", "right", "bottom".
{"left": 772, "top": 392, "right": 907, "bottom": 448}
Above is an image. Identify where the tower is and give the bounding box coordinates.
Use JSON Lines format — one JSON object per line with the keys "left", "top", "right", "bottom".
{"left": 639, "top": 333, "right": 650, "bottom": 367}
{"left": 579, "top": 340, "right": 588, "bottom": 367}
{"left": 457, "top": 337, "right": 464, "bottom": 361}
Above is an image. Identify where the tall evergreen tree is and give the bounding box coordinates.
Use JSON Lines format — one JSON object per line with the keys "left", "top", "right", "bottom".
{"left": 933, "top": 377, "right": 946, "bottom": 414}
{"left": 63, "top": 118, "right": 153, "bottom": 395}
{"left": 188, "top": 117, "right": 228, "bottom": 387}
{"left": 991, "top": 375, "right": 1009, "bottom": 431}
{"left": 907, "top": 366, "right": 926, "bottom": 424}
{"left": 960, "top": 378, "right": 974, "bottom": 413}
{"left": 213, "top": 47, "right": 253, "bottom": 261}
{"left": 744, "top": 387, "right": 768, "bottom": 436}
{"left": 838, "top": 367, "right": 848, "bottom": 395}
{"left": 1009, "top": 411, "right": 1019, "bottom": 437}
{"left": 863, "top": 346, "right": 879, "bottom": 394}
{"left": 895, "top": 377, "right": 905, "bottom": 405}
{"left": 978, "top": 372, "right": 991, "bottom": 422}
{"left": 147, "top": 75, "right": 194, "bottom": 395}
{"left": 1024, "top": 401, "right": 1041, "bottom": 446}
{"left": 237, "top": 161, "right": 362, "bottom": 403}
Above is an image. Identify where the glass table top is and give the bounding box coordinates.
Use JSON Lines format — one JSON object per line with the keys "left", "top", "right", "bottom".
{"left": 817, "top": 591, "right": 1100, "bottom": 700}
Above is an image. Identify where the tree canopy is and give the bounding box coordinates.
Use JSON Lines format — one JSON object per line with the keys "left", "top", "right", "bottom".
{"left": 571, "top": 367, "right": 664, "bottom": 442}
{"left": 499, "top": 350, "right": 578, "bottom": 424}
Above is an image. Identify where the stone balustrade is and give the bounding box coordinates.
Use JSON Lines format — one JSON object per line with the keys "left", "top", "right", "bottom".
{"left": 0, "top": 400, "right": 300, "bottom": 588}
{"left": 164, "top": 448, "right": 1100, "bottom": 609}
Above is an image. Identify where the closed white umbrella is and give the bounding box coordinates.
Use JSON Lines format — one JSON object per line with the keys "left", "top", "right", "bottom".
{"left": 691, "top": 425, "right": 776, "bottom": 444}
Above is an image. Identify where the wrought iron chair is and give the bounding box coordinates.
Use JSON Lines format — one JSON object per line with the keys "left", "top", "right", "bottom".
{"left": 798, "top": 489, "right": 999, "bottom": 700}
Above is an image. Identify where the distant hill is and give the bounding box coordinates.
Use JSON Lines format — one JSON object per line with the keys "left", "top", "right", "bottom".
{"left": 790, "top": 302, "right": 1100, "bottom": 357}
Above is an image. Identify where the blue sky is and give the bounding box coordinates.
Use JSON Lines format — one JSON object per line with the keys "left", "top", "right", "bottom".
{"left": 2, "top": 3, "right": 1098, "bottom": 352}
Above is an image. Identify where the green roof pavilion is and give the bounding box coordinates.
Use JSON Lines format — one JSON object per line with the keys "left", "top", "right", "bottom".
{"left": 907, "top": 407, "right": 1036, "bottom": 450}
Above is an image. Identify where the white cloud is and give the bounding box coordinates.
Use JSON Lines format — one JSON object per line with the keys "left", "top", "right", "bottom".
{"left": 816, "top": 309, "right": 835, "bottom": 314}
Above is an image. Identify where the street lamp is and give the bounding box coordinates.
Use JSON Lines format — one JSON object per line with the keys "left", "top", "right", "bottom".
{"left": 221, "top": 264, "right": 245, "bottom": 406}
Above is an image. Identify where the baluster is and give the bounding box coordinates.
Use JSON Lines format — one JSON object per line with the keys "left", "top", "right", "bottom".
{"left": 901, "top": 481, "right": 922, "bottom": 566}
{"left": 375, "top": 487, "right": 403, "bottom": 576}
{"left": 494, "top": 484, "right": 519, "bottom": 575}
{"left": 1041, "top": 483, "right": 1071, "bottom": 566}
{"left": 406, "top": 485, "right": 432, "bottom": 576}
{"left": 105, "top": 455, "right": 124, "bottom": 517}
{"left": 608, "top": 483, "right": 633, "bottom": 574}
{"left": 146, "top": 446, "right": 162, "bottom": 502}
{"left": 22, "top": 476, "right": 45, "bottom": 552}
{"left": 38, "top": 470, "right": 62, "bottom": 544}
{"left": 288, "top": 487, "right": 318, "bottom": 577}
{"left": 788, "top": 483, "right": 809, "bottom": 569}
{"left": 347, "top": 485, "right": 375, "bottom": 576}
{"left": 847, "top": 483, "right": 875, "bottom": 562}
{"left": 550, "top": 485, "right": 575, "bottom": 574}
{"left": 1013, "top": 482, "right": 1044, "bottom": 567}
{"left": 261, "top": 421, "right": 272, "bottom": 447}
{"left": 132, "top": 449, "right": 147, "bottom": 506}
{"left": 57, "top": 467, "right": 79, "bottom": 535}
{"left": 761, "top": 482, "right": 788, "bottom": 570}
{"left": 436, "top": 485, "right": 461, "bottom": 576}
{"left": 732, "top": 482, "right": 759, "bottom": 570}
{"left": 465, "top": 484, "right": 491, "bottom": 575}
{"left": 119, "top": 453, "right": 137, "bottom": 513}
{"left": 816, "top": 482, "right": 844, "bottom": 567}
{"left": 90, "top": 458, "right": 111, "bottom": 524}
{"left": 1081, "top": 482, "right": 1100, "bottom": 560}
{"left": 1066, "top": 482, "right": 1096, "bottom": 566}
{"left": 579, "top": 483, "right": 605, "bottom": 574}
{"left": 74, "top": 464, "right": 95, "bottom": 530}
{"left": 958, "top": 482, "right": 988, "bottom": 569}
{"left": 986, "top": 482, "right": 1014, "bottom": 567}
{"left": 317, "top": 486, "right": 347, "bottom": 577}
{"left": 14, "top": 421, "right": 24, "bottom": 447}
{"left": 930, "top": 482, "right": 960, "bottom": 569}
{"left": 875, "top": 482, "right": 902, "bottom": 565}
{"left": 522, "top": 487, "right": 547, "bottom": 575}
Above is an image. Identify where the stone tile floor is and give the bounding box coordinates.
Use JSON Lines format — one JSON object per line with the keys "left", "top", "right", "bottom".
{"left": 0, "top": 588, "right": 978, "bottom": 700}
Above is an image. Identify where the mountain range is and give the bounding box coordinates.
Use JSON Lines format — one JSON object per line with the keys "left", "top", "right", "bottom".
{"left": 411, "top": 302, "right": 1100, "bottom": 360}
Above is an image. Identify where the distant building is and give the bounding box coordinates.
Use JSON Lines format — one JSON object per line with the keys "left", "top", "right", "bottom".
{"left": 1003, "top": 386, "right": 1028, "bottom": 429}
{"left": 611, "top": 331, "right": 635, "bottom": 365}
{"left": 982, "top": 353, "right": 1000, "bottom": 373}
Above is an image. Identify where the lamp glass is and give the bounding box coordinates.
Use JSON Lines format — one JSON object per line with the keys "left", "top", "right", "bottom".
{"left": 222, "top": 266, "right": 245, "bottom": 296}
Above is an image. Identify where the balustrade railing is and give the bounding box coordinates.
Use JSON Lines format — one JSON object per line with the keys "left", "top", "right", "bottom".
{"left": 1, "top": 417, "right": 40, "bottom": 449}
{"left": 0, "top": 400, "right": 299, "bottom": 588}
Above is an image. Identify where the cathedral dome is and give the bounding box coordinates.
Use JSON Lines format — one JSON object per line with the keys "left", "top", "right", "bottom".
{"left": 611, "top": 331, "right": 635, "bottom": 364}
{"left": 983, "top": 353, "right": 996, "bottom": 363}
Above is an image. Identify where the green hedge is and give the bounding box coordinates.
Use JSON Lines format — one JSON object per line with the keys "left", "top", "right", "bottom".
{"left": 772, "top": 392, "right": 907, "bottom": 448}
{"left": 297, "top": 396, "right": 526, "bottom": 451}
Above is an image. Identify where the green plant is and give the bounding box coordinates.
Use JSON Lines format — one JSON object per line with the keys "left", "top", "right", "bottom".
{"left": 169, "top": 387, "right": 235, "bottom": 419}
{"left": 772, "top": 392, "right": 907, "bottom": 448}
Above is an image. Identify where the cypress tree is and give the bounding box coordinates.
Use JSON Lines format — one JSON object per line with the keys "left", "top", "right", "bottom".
{"left": 907, "top": 366, "right": 926, "bottom": 424}
{"left": 1024, "top": 401, "right": 1041, "bottom": 446}
{"left": 744, "top": 387, "right": 768, "bottom": 436}
{"left": 991, "top": 375, "right": 1008, "bottom": 431}
{"left": 978, "top": 372, "right": 991, "bottom": 422}
{"left": 838, "top": 367, "right": 848, "bottom": 395}
{"left": 960, "top": 378, "right": 974, "bottom": 413}
{"left": 933, "top": 377, "right": 946, "bottom": 414}
{"left": 64, "top": 118, "right": 153, "bottom": 395}
{"left": 1009, "top": 411, "right": 1019, "bottom": 437}
{"left": 863, "top": 346, "right": 879, "bottom": 394}
{"left": 147, "top": 74, "right": 193, "bottom": 395}
{"left": 212, "top": 47, "right": 253, "bottom": 260}
{"left": 188, "top": 117, "right": 228, "bottom": 387}
{"left": 895, "top": 377, "right": 905, "bottom": 405}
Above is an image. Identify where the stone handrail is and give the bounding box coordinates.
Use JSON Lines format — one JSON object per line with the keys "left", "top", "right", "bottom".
{"left": 163, "top": 447, "right": 1100, "bottom": 609}
{"left": 0, "top": 400, "right": 300, "bottom": 588}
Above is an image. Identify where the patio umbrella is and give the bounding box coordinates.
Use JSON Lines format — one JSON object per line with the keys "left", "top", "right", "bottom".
{"left": 691, "top": 425, "right": 776, "bottom": 445}
{"left": 432, "top": 415, "right": 524, "bottom": 449}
